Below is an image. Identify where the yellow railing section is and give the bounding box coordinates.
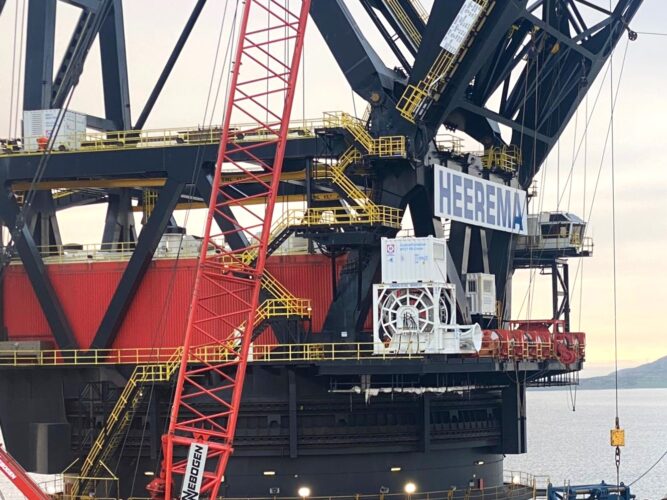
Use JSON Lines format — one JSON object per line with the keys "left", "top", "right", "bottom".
{"left": 396, "top": 0, "right": 492, "bottom": 123}
{"left": 72, "top": 297, "right": 311, "bottom": 496}
{"left": 1, "top": 112, "right": 405, "bottom": 157}
{"left": 0, "top": 343, "right": 419, "bottom": 367}
{"left": 323, "top": 112, "right": 406, "bottom": 158}
{"left": 229, "top": 204, "right": 403, "bottom": 265}
{"left": 482, "top": 145, "right": 521, "bottom": 173}
{"left": 13, "top": 241, "right": 201, "bottom": 264}
{"left": 314, "top": 146, "right": 370, "bottom": 204}
{"left": 0, "top": 338, "right": 583, "bottom": 367}
{"left": 142, "top": 188, "right": 158, "bottom": 221}
{"left": 409, "top": 0, "right": 429, "bottom": 22}
{"left": 72, "top": 348, "right": 183, "bottom": 496}
{"left": 385, "top": 0, "right": 422, "bottom": 46}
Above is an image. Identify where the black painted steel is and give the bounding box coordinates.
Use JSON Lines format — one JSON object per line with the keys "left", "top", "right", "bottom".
{"left": 133, "top": 0, "right": 207, "bottom": 130}
{"left": 0, "top": 189, "right": 77, "bottom": 349}
{"left": 90, "top": 178, "right": 185, "bottom": 349}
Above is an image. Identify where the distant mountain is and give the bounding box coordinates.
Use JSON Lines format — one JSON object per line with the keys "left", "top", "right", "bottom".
{"left": 579, "top": 356, "right": 667, "bottom": 389}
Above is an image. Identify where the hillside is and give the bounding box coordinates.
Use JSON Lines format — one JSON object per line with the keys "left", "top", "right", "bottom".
{"left": 580, "top": 356, "right": 667, "bottom": 389}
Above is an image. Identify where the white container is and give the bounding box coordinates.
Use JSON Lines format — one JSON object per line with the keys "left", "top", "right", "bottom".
{"left": 23, "top": 109, "right": 86, "bottom": 152}
{"left": 381, "top": 236, "right": 447, "bottom": 284}
{"left": 465, "top": 273, "right": 496, "bottom": 316}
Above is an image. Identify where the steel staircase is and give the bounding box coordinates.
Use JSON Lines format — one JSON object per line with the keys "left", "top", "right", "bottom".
{"left": 73, "top": 291, "right": 311, "bottom": 495}
{"left": 73, "top": 350, "right": 182, "bottom": 496}
{"left": 396, "top": 0, "right": 492, "bottom": 123}
{"left": 323, "top": 112, "right": 406, "bottom": 158}
{"left": 384, "top": 0, "right": 423, "bottom": 47}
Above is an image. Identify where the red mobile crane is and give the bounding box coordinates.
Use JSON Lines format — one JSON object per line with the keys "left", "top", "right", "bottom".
{"left": 0, "top": 445, "right": 50, "bottom": 499}
{"left": 148, "top": 1, "right": 311, "bottom": 498}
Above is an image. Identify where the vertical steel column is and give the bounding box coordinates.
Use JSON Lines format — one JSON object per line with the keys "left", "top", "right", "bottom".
{"left": 23, "top": 0, "right": 56, "bottom": 110}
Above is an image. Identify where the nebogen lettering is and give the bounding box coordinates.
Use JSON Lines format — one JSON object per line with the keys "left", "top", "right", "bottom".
{"left": 181, "top": 444, "right": 205, "bottom": 500}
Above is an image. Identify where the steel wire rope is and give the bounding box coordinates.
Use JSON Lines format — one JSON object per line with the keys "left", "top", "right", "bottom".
{"left": 124, "top": 3, "right": 239, "bottom": 494}
{"left": 513, "top": 40, "right": 626, "bottom": 322}
{"left": 628, "top": 447, "right": 667, "bottom": 487}
{"left": 608, "top": 0, "right": 621, "bottom": 485}
{"left": 21, "top": 0, "right": 115, "bottom": 214}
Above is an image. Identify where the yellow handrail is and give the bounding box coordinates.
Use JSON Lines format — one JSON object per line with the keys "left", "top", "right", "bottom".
{"left": 385, "top": 0, "right": 422, "bottom": 46}
{"left": 0, "top": 338, "right": 584, "bottom": 367}
{"left": 396, "top": 0, "right": 492, "bottom": 122}
{"left": 323, "top": 112, "right": 406, "bottom": 157}
{"left": 1, "top": 112, "right": 406, "bottom": 157}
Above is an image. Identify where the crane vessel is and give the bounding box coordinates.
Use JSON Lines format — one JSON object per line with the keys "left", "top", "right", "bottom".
{"left": 0, "top": 0, "right": 642, "bottom": 498}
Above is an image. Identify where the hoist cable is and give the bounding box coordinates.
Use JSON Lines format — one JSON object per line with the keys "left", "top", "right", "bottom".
{"left": 628, "top": 448, "right": 667, "bottom": 487}
{"left": 608, "top": 0, "right": 621, "bottom": 485}
{"left": 124, "top": 3, "right": 238, "bottom": 493}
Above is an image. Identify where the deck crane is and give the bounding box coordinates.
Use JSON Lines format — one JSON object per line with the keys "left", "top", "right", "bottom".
{"left": 147, "top": 0, "right": 311, "bottom": 498}
{"left": 0, "top": 445, "right": 50, "bottom": 500}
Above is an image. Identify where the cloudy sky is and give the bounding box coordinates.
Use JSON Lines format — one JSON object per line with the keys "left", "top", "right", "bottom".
{"left": 0, "top": 0, "right": 666, "bottom": 377}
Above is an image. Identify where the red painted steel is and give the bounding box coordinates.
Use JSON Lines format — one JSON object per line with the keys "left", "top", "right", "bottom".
{"left": 3, "top": 255, "right": 347, "bottom": 349}
{"left": 0, "top": 445, "right": 50, "bottom": 500}
{"left": 153, "top": 2, "right": 311, "bottom": 497}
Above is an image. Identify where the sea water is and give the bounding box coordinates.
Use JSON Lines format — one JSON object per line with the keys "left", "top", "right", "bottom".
{"left": 505, "top": 388, "right": 667, "bottom": 499}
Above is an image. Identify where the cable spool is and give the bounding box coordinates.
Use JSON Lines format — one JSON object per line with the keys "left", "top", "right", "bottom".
{"left": 375, "top": 286, "right": 437, "bottom": 354}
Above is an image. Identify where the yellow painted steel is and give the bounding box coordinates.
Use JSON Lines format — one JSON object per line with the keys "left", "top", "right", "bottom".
{"left": 409, "top": 0, "right": 429, "bottom": 22}
{"left": 142, "top": 189, "right": 158, "bottom": 221}
{"left": 12, "top": 178, "right": 167, "bottom": 190}
{"left": 0, "top": 338, "right": 578, "bottom": 367}
{"left": 2, "top": 113, "right": 406, "bottom": 168}
{"left": 482, "top": 145, "right": 521, "bottom": 172}
{"left": 610, "top": 428, "right": 625, "bottom": 447}
{"left": 323, "top": 112, "right": 406, "bottom": 157}
{"left": 396, "top": 0, "right": 492, "bottom": 123}
{"left": 385, "top": 0, "right": 422, "bottom": 46}
{"left": 71, "top": 296, "right": 311, "bottom": 497}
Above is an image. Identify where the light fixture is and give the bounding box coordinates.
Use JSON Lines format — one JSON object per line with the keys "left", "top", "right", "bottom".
{"left": 474, "top": 460, "right": 485, "bottom": 465}
{"left": 298, "top": 486, "right": 311, "bottom": 498}
{"left": 143, "top": 471, "right": 155, "bottom": 477}
{"left": 512, "top": 475, "right": 521, "bottom": 485}
{"left": 263, "top": 471, "right": 276, "bottom": 476}
{"left": 390, "top": 467, "right": 401, "bottom": 472}
{"left": 404, "top": 482, "right": 417, "bottom": 495}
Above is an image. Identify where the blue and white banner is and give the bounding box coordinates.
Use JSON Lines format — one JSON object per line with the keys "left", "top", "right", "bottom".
{"left": 181, "top": 442, "right": 208, "bottom": 500}
{"left": 434, "top": 165, "right": 527, "bottom": 235}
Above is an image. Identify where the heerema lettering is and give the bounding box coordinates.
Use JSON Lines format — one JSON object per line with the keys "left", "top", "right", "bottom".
{"left": 180, "top": 443, "right": 208, "bottom": 500}
{"left": 434, "top": 164, "right": 527, "bottom": 235}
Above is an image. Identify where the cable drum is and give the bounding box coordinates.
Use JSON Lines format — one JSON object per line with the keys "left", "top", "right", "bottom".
{"left": 376, "top": 286, "right": 437, "bottom": 354}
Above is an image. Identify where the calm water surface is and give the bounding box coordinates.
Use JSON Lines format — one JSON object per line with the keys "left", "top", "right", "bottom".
{"left": 505, "top": 388, "right": 667, "bottom": 499}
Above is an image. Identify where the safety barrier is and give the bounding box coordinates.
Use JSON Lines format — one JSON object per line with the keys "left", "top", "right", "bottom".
{"left": 385, "top": 0, "right": 423, "bottom": 46}
{"left": 1, "top": 112, "right": 405, "bottom": 158}
{"left": 124, "top": 477, "right": 539, "bottom": 500}
{"left": 409, "top": 0, "right": 429, "bottom": 22}
{"left": 323, "top": 112, "right": 407, "bottom": 157}
{"left": 0, "top": 335, "right": 585, "bottom": 368}
{"left": 482, "top": 145, "right": 521, "bottom": 173}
